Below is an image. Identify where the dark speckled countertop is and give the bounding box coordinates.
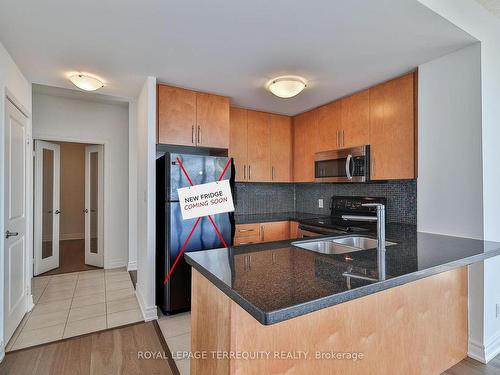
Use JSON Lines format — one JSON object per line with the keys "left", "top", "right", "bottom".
{"left": 234, "top": 211, "right": 319, "bottom": 224}
{"left": 185, "top": 224, "right": 500, "bottom": 325}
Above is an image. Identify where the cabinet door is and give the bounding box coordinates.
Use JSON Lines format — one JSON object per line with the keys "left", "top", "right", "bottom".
{"left": 270, "top": 114, "right": 292, "bottom": 182}
{"left": 289, "top": 221, "right": 299, "bottom": 239}
{"left": 247, "top": 110, "right": 271, "bottom": 182}
{"left": 196, "top": 92, "right": 230, "bottom": 148}
{"left": 261, "top": 221, "right": 290, "bottom": 242}
{"left": 293, "top": 110, "right": 318, "bottom": 182}
{"left": 369, "top": 73, "right": 415, "bottom": 180}
{"left": 341, "top": 89, "right": 370, "bottom": 148}
{"left": 157, "top": 85, "right": 196, "bottom": 146}
{"left": 229, "top": 108, "right": 248, "bottom": 182}
{"left": 317, "top": 101, "right": 341, "bottom": 152}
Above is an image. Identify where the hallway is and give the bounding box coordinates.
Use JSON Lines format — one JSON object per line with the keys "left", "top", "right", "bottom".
{"left": 40, "top": 240, "right": 100, "bottom": 276}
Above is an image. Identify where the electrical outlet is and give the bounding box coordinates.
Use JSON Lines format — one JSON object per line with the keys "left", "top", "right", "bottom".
{"left": 318, "top": 199, "right": 324, "bottom": 208}
{"left": 496, "top": 304, "right": 500, "bottom": 318}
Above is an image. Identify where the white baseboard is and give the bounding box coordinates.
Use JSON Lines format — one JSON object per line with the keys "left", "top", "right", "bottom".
{"left": 0, "top": 340, "right": 4, "bottom": 363}
{"left": 60, "top": 233, "right": 84, "bottom": 241}
{"left": 136, "top": 288, "right": 158, "bottom": 322}
{"left": 468, "top": 331, "right": 500, "bottom": 364}
{"left": 27, "top": 294, "right": 34, "bottom": 312}
{"left": 104, "top": 258, "right": 127, "bottom": 270}
{"left": 127, "top": 260, "right": 137, "bottom": 271}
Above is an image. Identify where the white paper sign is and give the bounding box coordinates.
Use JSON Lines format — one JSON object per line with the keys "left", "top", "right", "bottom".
{"left": 177, "top": 180, "right": 235, "bottom": 220}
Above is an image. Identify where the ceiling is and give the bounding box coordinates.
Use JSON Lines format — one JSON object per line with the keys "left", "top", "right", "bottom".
{"left": 475, "top": 0, "right": 500, "bottom": 18}
{"left": 0, "top": 0, "right": 476, "bottom": 115}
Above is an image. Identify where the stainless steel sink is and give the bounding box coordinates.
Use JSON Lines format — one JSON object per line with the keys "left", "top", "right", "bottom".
{"left": 292, "top": 236, "right": 397, "bottom": 255}
{"left": 331, "top": 236, "right": 396, "bottom": 250}
{"left": 291, "top": 240, "right": 365, "bottom": 255}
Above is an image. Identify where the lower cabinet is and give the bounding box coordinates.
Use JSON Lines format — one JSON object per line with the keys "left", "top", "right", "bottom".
{"left": 234, "top": 221, "right": 290, "bottom": 246}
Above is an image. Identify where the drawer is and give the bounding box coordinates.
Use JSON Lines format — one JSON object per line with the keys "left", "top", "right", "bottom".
{"left": 233, "top": 235, "right": 261, "bottom": 246}
{"left": 235, "top": 223, "right": 260, "bottom": 238}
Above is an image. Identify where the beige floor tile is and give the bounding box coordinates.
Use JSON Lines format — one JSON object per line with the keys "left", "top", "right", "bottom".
{"left": 105, "top": 272, "right": 131, "bottom": 281}
{"left": 71, "top": 293, "right": 106, "bottom": 308}
{"left": 68, "top": 303, "right": 106, "bottom": 322}
{"left": 63, "top": 315, "right": 107, "bottom": 338}
{"left": 106, "top": 287, "right": 135, "bottom": 302}
{"left": 105, "top": 279, "right": 133, "bottom": 292}
{"left": 38, "top": 289, "right": 75, "bottom": 304}
{"left": 166, "top": 332, "right": 191, "bottom": 354}
{"left": 74, "top": 285, "right": 105, "bottom": 297}
{"left": 107, "top": 308, "right": 143, "bottom": 328}
{"left": 158, "top": 313, "right": 191, "bottom": 339}
{"left": 77, "top": 273, "right": 104, "bottom": 282}
{"left": 5, "top": 312, "right": 31, "bottom": 352}
{"left": 77, "top": 278, "right": 105, "bottom": 289}
{"left": 43, "top": 283, "right": 76, "bottom": 294}
{"left": 32, "top": 299, "right": 72, "bottom": 316}
{"left": 24, "top": 309, "right": 68, "bottom": 330}
{"left": 50, "top": 273, "right": 78, "bottom": 283}
{"left": 12, "top": 324, "right": 64, "bottom": 350}
{"left": 175, "top": 359, "right": 190, "bottom": 375}
{"left": 105, "top": 267, "right": 127, "bottom": 275}
{"left": 32, "top": 289, "right": 44, "bottom": 304}
{"left": 106, "top": 295, "right": 140, "bottom": 314}
{"left": 32, "top": 276, "right": 51, "bottom": 289}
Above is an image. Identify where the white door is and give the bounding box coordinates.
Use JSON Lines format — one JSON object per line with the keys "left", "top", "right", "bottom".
{"left": 84, "top": 145, "right": 103, "bottom": 267}
{"left": 3, "top": 99, "right": 28, "bottom": 342}
{"left": 34, "top": 140, "right": 61, "bottom": 275}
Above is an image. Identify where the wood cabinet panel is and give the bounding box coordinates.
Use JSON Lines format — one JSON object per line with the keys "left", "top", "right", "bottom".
{"left": 317, "top": 101, "right": 341, "bottom": 152}
{"left": 157, "top": 85, "right": 196, "bottom": 146}
{"left": 341, "top": 89, "right": 370, "bottom": 148}
{"left": 289, "top": 221, "right": 299, "bottom": 239}
{"left": 369, "top": 73, "right": 415, "bottom": 180}
{"left": 270, "top": 114, "right": 292, "bottom": 182}
{"left": 247, "top": 110, "right": 271, "bottom": 182}
{"left": 196, "top": 92, "right": 230, "bottom": 149}
{"left": 229, "top": 108, "right": 248, "bottom": 182}
{"left": 261, "top": 221, "right": 290, "bottom": 242}
{"left": 293, "top": 110, "right": 318, "bottom": 182}
{"left": 235, "top": 223, "right": 260, "bottom": 238}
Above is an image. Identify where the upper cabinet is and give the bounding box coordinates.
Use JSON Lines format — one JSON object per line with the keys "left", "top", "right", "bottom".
{"left": 317, "top": 101, "right": 341, "bottom": 152}
{"left": 293, "top": 109, "right": 318, "bottom": 182}
{"left": 157, "top": 84, "right": 229, "bottom": 148}
{"left": 340, "top": 89, "right": 370, "bottom": 148}
{"left": 229, "top": 108, "right": 292, "bottom": 182}
{"left": 369, "top": 73, "right": 416, "bottom": 180}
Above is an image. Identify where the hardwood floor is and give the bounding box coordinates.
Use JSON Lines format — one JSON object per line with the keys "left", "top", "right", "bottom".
{"left": 0, "top": 322, "right": 174, "bottom": 375}
{"left": 442, "top": 355, "right": 500, "bottom": 374}
{"left": 39, "top": 240, "right": 101, "bottom": 276}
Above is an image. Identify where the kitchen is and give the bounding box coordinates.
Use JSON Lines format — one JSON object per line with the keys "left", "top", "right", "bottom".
{"left": 2, "top": 1, "right": 500, "bottom": 374}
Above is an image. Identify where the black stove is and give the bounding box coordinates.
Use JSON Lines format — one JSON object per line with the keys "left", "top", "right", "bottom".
{"left": 298, "top": 196, "right": 387, "bottom": 236}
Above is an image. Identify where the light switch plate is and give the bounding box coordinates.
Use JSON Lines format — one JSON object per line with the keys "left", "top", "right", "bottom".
{"left": 319, "top": 199, "right": 324, "bottom": 208}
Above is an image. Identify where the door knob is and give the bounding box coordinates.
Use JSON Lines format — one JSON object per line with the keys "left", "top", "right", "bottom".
{"left": 5, "top": 230, "right": 19, "bottom": 239}
{"left": 83, "top": 209, "right": 89, "bottom": 213}
{"left": 54, "top": 210, "right": 61, "bottom": 215}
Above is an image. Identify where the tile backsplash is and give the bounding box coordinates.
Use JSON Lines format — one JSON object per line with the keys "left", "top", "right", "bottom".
{"left": 235, "top": 180, "right": 417, "bottom": 224}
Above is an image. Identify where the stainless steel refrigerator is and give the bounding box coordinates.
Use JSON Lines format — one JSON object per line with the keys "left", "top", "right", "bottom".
{"left": 156, "top": 152, "right": 234, "bottom": 314}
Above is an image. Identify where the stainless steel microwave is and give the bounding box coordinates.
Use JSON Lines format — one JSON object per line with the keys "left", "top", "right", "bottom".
{"left": 314, "top": 145, "right": 370, "bottom": 183}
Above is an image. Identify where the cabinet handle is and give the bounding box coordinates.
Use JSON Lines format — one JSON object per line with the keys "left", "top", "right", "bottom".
{"left": 336, "top": 130, "right": 340, "bottom": 148}
{"left": 249, "top": 165, "right": 252, "bottom": 180}
{"left": 260, "top": 225, "right": 264, "bottom": 241}
{"left": 272, "top": 166, "right": 275, "bottom": 180}
{"left": 191, "top": 125, "right": 195, "bottom": 144}
{"left": 197, "top": 126, "right": 201, "bottom": 144}
{"left": 238, "top": 241, "right": 254, "bottom": 246}
{"left": 238, "top": 228, "right": 254, "bottom": 233}
{"left": 342, "top": 130, "right": 345, "bottom": 147}
{"left": 244, "top": 165, "right": 246, "bottom": 180}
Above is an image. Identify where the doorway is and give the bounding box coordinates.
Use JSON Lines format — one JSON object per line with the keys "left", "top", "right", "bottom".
{"left": 34, "top": 140, "right": 104, "bottom": 276}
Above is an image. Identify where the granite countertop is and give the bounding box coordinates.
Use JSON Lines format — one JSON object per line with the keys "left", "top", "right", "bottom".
{"left": 185, "top": 224, "right": 500, "bottom": 325}
{"left": 234, "top": 211, "right": 320, "bottom": 224}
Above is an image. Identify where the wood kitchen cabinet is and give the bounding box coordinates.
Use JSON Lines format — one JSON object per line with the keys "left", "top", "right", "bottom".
{"left": 157, "top": 84, "right": 229, "bottom": 148}
{"left": 340, "top": 89, "right": 370, "bottom": 148}
{"left": 229, "top": 108, "right": 292, "bottom": 183}
{"left": 292, "top": 109, "right": 318, "bottom": 182}
{"left": 369, "top": 73, "right": 416, "bottom": 180}
{"left": 234, "top": 221, "right": 291, "bottom": 246}
{"left": 317, "top": 101, "right": 341, "bottom": 152}
{"left": 269, "top": 114, "right": 292, "bottom": 182}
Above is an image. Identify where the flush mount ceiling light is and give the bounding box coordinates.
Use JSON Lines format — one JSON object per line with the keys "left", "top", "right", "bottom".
{"left": 266, "top": 76, "right": 307, "bottom": 98}
{"left": 69, "top": 74, "right": 104, "bottom": 91}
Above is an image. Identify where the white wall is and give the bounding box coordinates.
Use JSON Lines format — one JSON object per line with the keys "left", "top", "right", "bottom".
{"left": 417, "top": 43, "right": 483, "bottom": 239}
{"left": 32, "top": 93, "right": 129, "bottom": 269}
{"left": 128, "top": 100, "right": 138, "bottom": 271}
{"left": 135, "top": 76, "right": 157, "bottom": 321}
{"left": 0, "top": 41, "right": 32, "bottom": 361}
{"left": 418, "top": 0, "right": 500, "bottom": 363}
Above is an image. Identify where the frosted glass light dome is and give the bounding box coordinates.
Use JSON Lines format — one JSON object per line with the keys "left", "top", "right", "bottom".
{"left": 267, "top": 76, "right": 307, "bottom": 98}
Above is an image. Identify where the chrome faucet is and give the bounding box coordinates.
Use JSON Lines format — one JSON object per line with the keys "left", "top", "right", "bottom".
{"left": 362, "top": 203, "right": 386, "bottom": 280}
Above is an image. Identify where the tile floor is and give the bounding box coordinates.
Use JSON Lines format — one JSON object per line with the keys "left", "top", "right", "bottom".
{"left": 6, "top": 267, "right": 143, "bottom": 351}
{"left": 158, "top": 312, "right": 192, "bottom": 375}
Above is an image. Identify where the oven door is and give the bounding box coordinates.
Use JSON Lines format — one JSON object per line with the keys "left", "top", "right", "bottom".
{"left": 314, "top": 146, "right": 369, "bottom": 182}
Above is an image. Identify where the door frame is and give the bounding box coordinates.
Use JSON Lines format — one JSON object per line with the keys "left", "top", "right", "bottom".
{"left": 31, "top": 134, "right": 109, "bottom": 270}
{"left": 33, "top": 140, "right": 61, "bottom": 275}
{"left": 1, "top": 91, "right": 32, "bottom": 356}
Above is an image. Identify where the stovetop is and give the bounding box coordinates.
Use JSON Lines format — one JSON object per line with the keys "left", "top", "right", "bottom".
{"left": 298, "top": 216, "right": 372, "bottom": 233}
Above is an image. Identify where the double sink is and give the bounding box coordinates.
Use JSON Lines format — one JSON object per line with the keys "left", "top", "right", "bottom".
{"left": 292, "top": 236, "right": 397, "bottom": 255}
